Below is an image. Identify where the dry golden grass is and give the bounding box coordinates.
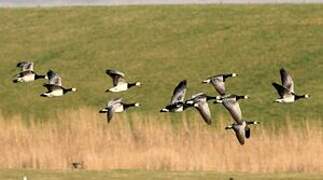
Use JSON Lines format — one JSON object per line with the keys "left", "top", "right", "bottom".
{"left": 0, "top": 108, "right": 322, "bottom": 173}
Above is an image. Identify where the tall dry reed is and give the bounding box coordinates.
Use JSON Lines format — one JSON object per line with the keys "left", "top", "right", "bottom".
{"left": 0, "top": 108, "right": 322, "bottom": 173}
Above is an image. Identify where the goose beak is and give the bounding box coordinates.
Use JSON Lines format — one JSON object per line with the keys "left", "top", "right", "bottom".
{"left": 305, "top": 94, "right": 310, "bottom": 98}
{"left": 232, "top": 73, "right": 238, "bottom": 77}
{"left": 135, "top": 103, "right": 140, "bottom": 107}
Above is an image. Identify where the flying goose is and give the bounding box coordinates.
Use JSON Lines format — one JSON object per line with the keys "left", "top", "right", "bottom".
{"left": 225, "top": 120, "right": 260, "bottom": 145}
{"left": 99, "top": 98, "right": 140, "bottom": 123}
{"left": 202, "top": 73, "right": 237, "bottom": 96}
{"left": 40, "top": 70, "right": 76, "bottom": 97}
{"left": 13, "top": 61, "right": 47, "bottom": 83}
{"left": 185, "top": 92, "right": 220, "bottom": 125}
{"left": 215, "top": 94, "right": 248, "bottom": 124}
{"left": 105, "top": 69, "right": 141, "bottom": 92}
{"left": 45, "top": 70, "right": 62, "bottom": 86}
{"left": 160, "top": 80, "right": 188, "bottom": 112}
{"left": 272, "top": 68, "right": 309, "bottom": 103}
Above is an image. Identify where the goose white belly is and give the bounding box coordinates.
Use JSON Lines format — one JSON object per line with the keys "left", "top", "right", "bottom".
{"left": 47, "top": 89, "right": 64, "bottom": 97}
{"left": 19, "top": 74, "right": 35, "bottom": 82}
{"left": 114, "top": 105, "right": 124, "bottom": 112}
{"left": 276, "top": 95, "right": 295, "bottom": 103}
{"left": 174, "top": 106, "right": 184, "bottom": 112}
{"left": 109, "top": 83, "right": 128, "bottom": 92}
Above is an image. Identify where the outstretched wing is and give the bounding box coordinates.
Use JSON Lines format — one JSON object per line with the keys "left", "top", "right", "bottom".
{"left": 195, "top": 100, "right": 212, "bottom": 125}
{"left": 105, "top": 69, "right": 126, "bottom": 86}
{"left": 210, "top": 76, "right": 226, "bottom": 96}
{"left": 223, "top": 98, "right": 242, "bottom": 124}
{"left": 47, "top": 70, "right": 62, "bottom": 86}
{"left": 107, "top": 97, "right": 123, "bottom": 107}
{"left": 17, "top": 61, "right": 34, "bottom": 71}
{"left": 280, "top": 68, "right": 294, "bottom": 93}
{"left": 234, "top": 129, "right": 245, "bottom": 145}
{"left": 245, "top": 126, "right": 251, "bottom": 139}
{"left": 170, "top": 80, "right": 187, "bottom": 104}
{"left": 272, "top": 82, "right": 290, "bottom": 98}
{"left": 107, "top": 108, "right": 113, "bottom": 123}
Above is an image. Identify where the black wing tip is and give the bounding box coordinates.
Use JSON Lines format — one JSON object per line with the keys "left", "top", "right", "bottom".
{"left": 106, "top": 69, "right": 118, "bottom": 73}
{"left": 180, "top": 80, "right": 187, "bottom": 86}
{"left": 205, "top": 121, "right": 212, "bottom": 125}
{"left": 280, "top": 67, "right": 287, "bottom": 73}
{"left": 105, "top": 69, "right": 116, "bottom": 74}
{"left": 47, "top": 69, "right": 55, "bottom": 73}
{"left": 16, "top": 61, "right": 25, "bottom": 67}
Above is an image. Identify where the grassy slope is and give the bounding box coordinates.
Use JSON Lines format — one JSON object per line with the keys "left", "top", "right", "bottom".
{"left": 0, "top": 5, "right": 323, "bottom": 122}
{"left": 1, "top": 169, "right": 323, "bottom": 180}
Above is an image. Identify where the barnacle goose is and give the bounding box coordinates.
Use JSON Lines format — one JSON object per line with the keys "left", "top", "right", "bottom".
{"left": 272, "top": 68, "right": 309, "bottom": 103}
{"left": 105, "top": 69, "right": 141, "bottom": 92}
{"left": 160, "top": 80, "right": 188, "bottom": 112}
{"left": 13, "top": 61, "right": 47, "bottom": 83}
{"left": 99, "top": 98, "right": 140, "bottom": 123}
{"left": 40, "top": 70, "right": 76, "bottom": 97}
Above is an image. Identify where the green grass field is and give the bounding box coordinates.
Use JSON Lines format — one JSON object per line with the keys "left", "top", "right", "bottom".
{"left": 0, "top": 5, "right": 323, "bottom": 122}
{"left": 1, "top": 169, "right": 322, "bottom": 180}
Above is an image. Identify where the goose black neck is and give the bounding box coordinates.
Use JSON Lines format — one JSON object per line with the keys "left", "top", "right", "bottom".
{"left": 35, "top": 74, "right": 46, "bottom": 80}
{"left": 206, "top": 96, "right": 218, "bottom": 101}
{"left": 223, "top": 73, "right": 234, "bottom": 81}
{"left": 123, "top": 103, "right": 136, "bottom": 109}
{"left": 128, "top": 82, "right": 137, "bottom": 88}
{"left": 63, "top": 88, "right": 73, "bottom": 94}
{"left": 295, "top": 94, "right": 306, "bottom": 100}
{"left": 223, "top": 74, "right": 231, "bottom": 80}
{"left": 236, "top": 95, "right": 245, "bottom": 100}
{"left": 246, "top": 121, "right": 255, "bottom": 125}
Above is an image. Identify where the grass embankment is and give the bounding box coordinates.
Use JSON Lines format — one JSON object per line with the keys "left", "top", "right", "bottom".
{"left": 0, "top": 5, "right": 323, "bottom": 122}
{"left": 1, "top": 169, "right": 323, "bottom": 180}
{"left": 0, "top": 108, "right": 322, "bottom": 172}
